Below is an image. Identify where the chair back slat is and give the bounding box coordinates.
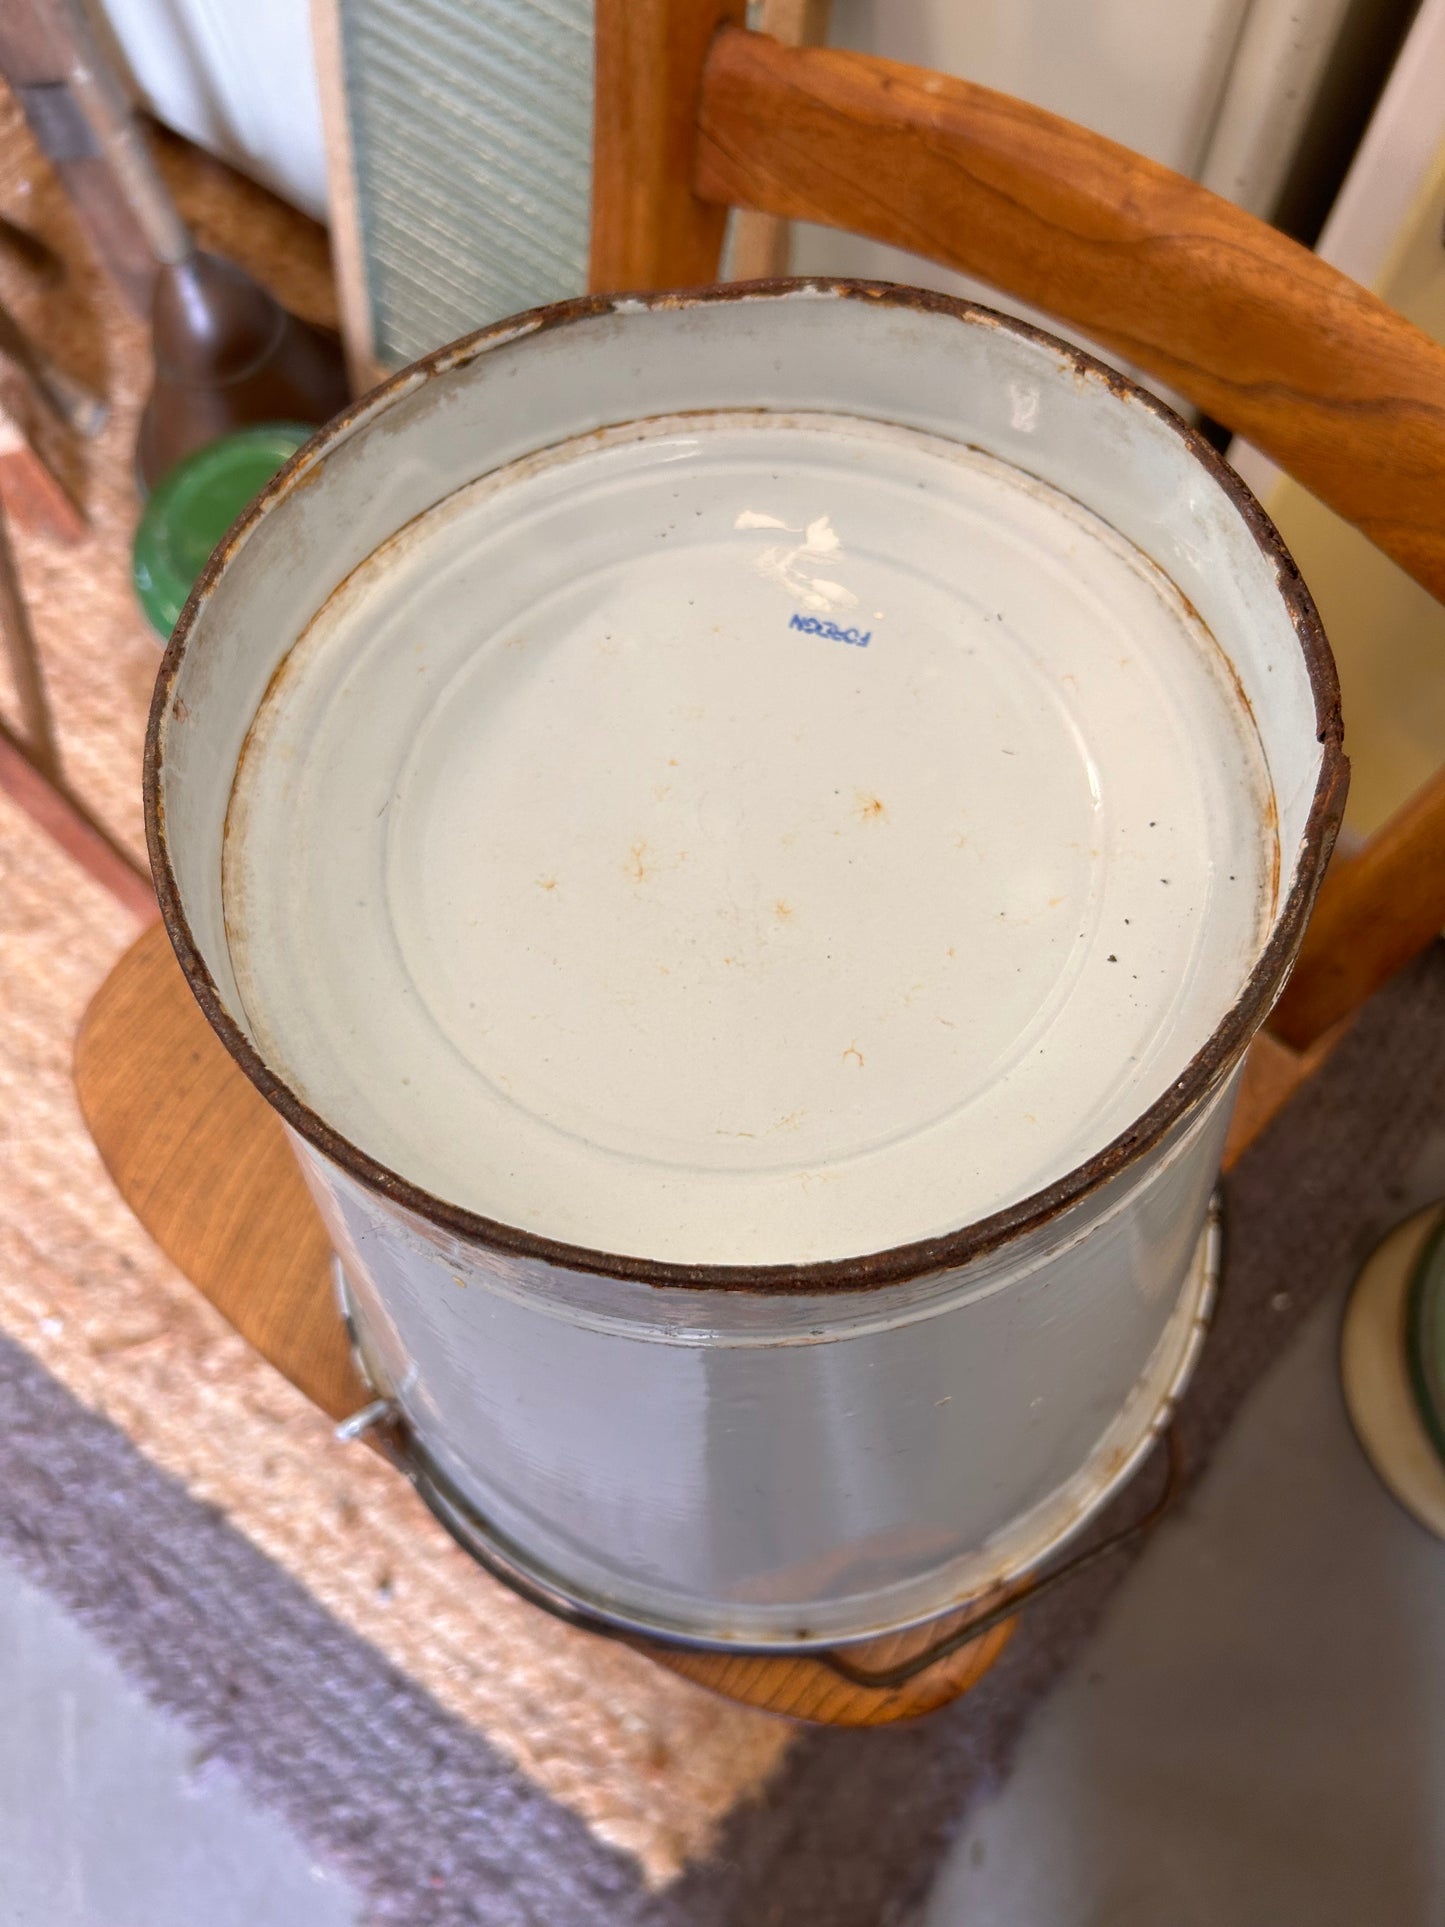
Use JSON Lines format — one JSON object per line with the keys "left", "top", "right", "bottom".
{"left": 696, "top": 29, "right": 1445, "bottom": 606}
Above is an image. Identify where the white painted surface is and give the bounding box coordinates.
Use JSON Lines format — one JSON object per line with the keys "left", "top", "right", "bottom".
{"left": 1195, "top": 0, "right": 1355, "bottom": 211}
{"left": 1305, "top": 0, "right": 1445, "bottom": 289}
{"left": 817, "top": 0, "right": 1252, "bottom": 176}
{"left": 95, "top": 0, "right": 330, "bottom": 219}
{"left": 156, "top": 289, "right": 1333, "bottom": 1643}
{"left": 1229, "top": 0, "right": 1445, "bottom": 500}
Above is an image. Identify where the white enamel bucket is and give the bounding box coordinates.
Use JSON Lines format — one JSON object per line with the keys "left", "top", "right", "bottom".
{"left": 147, "top": 284, "right": 1345, "bottom": 1653}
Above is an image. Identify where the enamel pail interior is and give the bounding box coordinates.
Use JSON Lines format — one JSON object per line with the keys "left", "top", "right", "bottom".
{"left": 148, "top": 284, "right": 1343, "bottom": 1649}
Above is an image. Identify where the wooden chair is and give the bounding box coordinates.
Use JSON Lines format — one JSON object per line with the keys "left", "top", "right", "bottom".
{"left": 78, "top": 6, "right": 1445, "bottom": 1726}
{"left": 589, "top": 0, "right": 1445, "bottom": 1077}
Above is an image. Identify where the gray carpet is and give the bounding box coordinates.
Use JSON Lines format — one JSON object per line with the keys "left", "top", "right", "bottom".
{"left": 7, "top": 946, "right": 1445, "bottom": 1925}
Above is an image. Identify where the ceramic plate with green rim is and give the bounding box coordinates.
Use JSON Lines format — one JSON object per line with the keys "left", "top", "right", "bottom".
{"left": 1342, "top": 1206, "right": 1445, "bottom": 1540}
{"left": 133, "top": 424, "right": 313, "bottom": 640}
{"left": 1407, "top": 1211, "right": 1445, "bottom": 1463}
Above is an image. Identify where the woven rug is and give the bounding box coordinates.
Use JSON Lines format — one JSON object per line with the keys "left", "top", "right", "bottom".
{"left": 4, "top": 85, "right": 1443, "bottom": 1927}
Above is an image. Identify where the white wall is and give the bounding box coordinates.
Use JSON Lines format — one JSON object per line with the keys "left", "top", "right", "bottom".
{"left": 98, "top": 0, "right": 330, "bottom": 219}
{"left": 792, "top": 0, "right": 1354, "bottom": 302}
{"left": 97, "top": 0, "right": 1354, "bottom": 278}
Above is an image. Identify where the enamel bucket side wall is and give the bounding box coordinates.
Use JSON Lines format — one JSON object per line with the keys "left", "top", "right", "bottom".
{"left": 149, "top": 285, "right": 1343, "bottom": 1651}
{"left": 304, "top": 1088, "right": 1230, "bottom": 1646}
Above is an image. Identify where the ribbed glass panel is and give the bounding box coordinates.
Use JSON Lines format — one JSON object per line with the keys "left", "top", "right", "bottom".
{"left": 340, "top": 0, "right": 593, "bottom": 365}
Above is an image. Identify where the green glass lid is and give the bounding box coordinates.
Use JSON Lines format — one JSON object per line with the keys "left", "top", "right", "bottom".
{"left": 132, "top": 423, "right": 313, "bottom": 639}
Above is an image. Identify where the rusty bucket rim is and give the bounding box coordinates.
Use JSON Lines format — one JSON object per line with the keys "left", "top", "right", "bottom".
{"left": 144, "top": 278, "right": 1347, "bottom": 1296}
